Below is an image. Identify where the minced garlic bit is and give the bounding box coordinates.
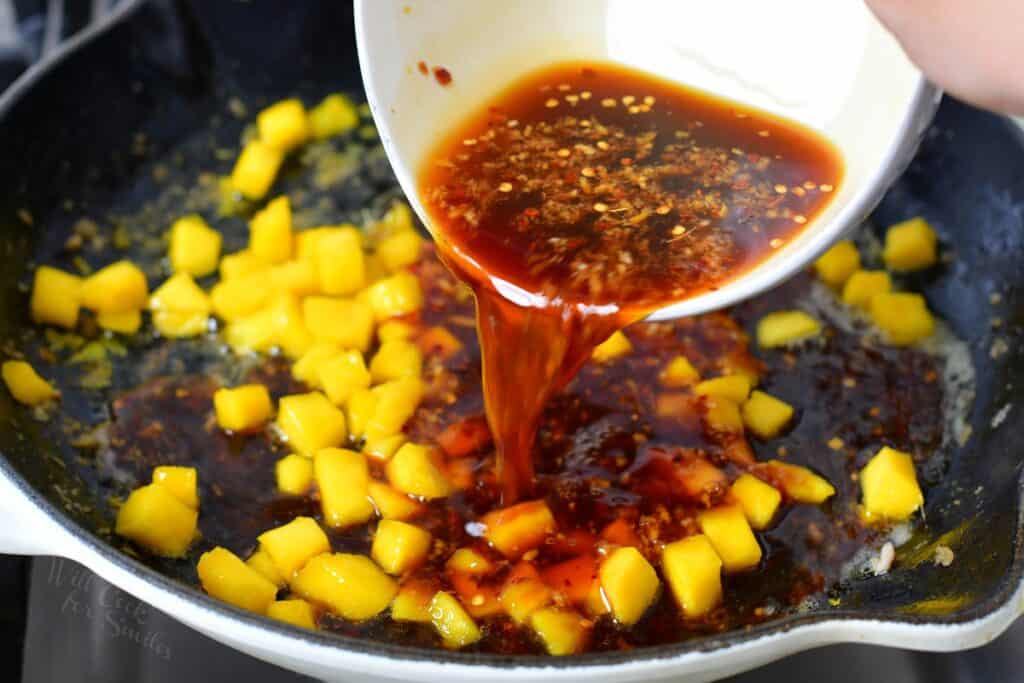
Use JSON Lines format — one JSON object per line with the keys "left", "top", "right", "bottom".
{"left": 872, "top": 541, "right": 895, "bottom": 575}
{"left": 827, "top": 437, "right": 844, "bottom": 451}
{"left": 934, "top": 545, "right": 954, "bottom": 567}
{"left": 545, "top": 98, "right": 559, "bottom": 108}
{"left": 498, "top": 182, "right": 513, "bottom": 193}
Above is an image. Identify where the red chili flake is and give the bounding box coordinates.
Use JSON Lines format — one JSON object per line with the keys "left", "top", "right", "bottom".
{"left": 433, "top": 67, "right": 453, "bottom": 86}
{"left": 417, "top": 61, "right": 428, "bottom": 75}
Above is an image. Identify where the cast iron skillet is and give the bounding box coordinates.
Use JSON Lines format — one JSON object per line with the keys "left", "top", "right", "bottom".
{"left": 0, "top": 0, "right": 1023, "bottom": 679}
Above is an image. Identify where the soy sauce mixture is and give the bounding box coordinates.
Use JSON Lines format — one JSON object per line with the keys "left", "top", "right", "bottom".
{"left": 420, "top": 62, "right": 843, "bottom": 501}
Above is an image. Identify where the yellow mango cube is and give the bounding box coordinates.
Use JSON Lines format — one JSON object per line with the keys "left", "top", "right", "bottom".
{"left": 269, "top": 259, "right": 319, "bottom": 296}
{"left": 659, "top": 355, "right": 701, "bottom": 387}
{"left": 292, "top": 553, "right": 397, "bottom": 621}
{"left": 315, "top": 227, "right": 365, "bottom": 295}
{"left": 197, "top": 546, "right": 278, "bottom": 613}
{"left": 730, "top": 474, "right": 781, "bottom": 530}
{"left": 219, "top": 249, "right": 267, "bottom": 280}
{"left": 378, "top": 320, "right": 416, "bottom": 342}
{"left": 391, "top": 580, "right": 435, "bottom": 622}
{"left": 148, "top": 272, "right": 211, "bottom": 338}
{"left": 152, "top": 310, "right": 210, "bottom": 338}
{"left": 363, "top": 434, "right": 406, "bottom": 463}
{"left": 371, "top": 520, "right": 432, "bottom": 575}
{"left": 377, "top": 230, "right": 424, "bottom": 272}
{"left": 265, "top": 294, "right": 314, "bottom": 358}
{"left": 224, "top": 308, "right": 279, "bottom": 353}
{"left": 756, "top": 310, "right": 821, "bottom": 348}
{"left": 294, "top": 227, "right": 334, "bottom": 262}
{"left": 370, "top": 340, "right": 422, "bottom": 383}
{"left": 346, "top": 388, "right": 378, "bottom": 439}
{"left": 169, "top": 215, "right": 222, "bottom": 277}
{"left": 447, "top": 548, "right": 494, "bottom": 575}
{"left": 81, "top": 260, "right": 149, "bottom": 314}
{"left": 697, "top": 505, "right": 762, "bottom": 572}
{"left": 386, "top": 443, "right": 451, "bottom": 499}
{"left": 30, "top": 266, "right": 82, "bottom": 328}
{"left": 500, "top": 577, "right": 552, "bottom": 624}
{"left": 695, "top": 375, "right": 752, "bottom": 403}
{"left": 841, "top": 270, "right": 892, "bottom": 310}
{"left": 702, "top": 396, "right": 744, "bottom": 434}
{"left": 276, "top": 392, "right": 347, "bottom": 456}
{"left": 257, "top": 98, "right": 310, "bottom": 152}
{"left": 214, "top": 384, "right": 273, "bottom": 433}
{"left": 599, "top": 547, "right": 659, "bottom": 626}
{"left": 231, "top": 139, "right": 284, "bottom": 200}
{"left": 428, "top": 591, "right": 481, "bottom": 648}
{"left": 763, "top": 461, "right": 835, "bottom": 503}
{"left": 366, "top": 376, "right": 424, "bottom": 439}
{"left": 860, "top": 446, "right": 924, "bottom": 521}
{"left": 883, "top": 217, "right": 937, "bottom": 272}
{"left": 314, "top": 447, "right": 374, "bottom": 528}
{"left": 2, "top": 360, "right": 58, "bottom": 405}
{"left": 481, "top": 500, "right": 556, "bottom": 558}
{"left": 257, "top": 516, "right": 331, "bottom": 577}
{"left": 246, "top": 547, "right": 286, "bottom": 588}
{"left": 814, "top": 240, "right": 861, "bottom": 288}
{"left": 870, "top": 292, "right": 935, "bottom": 346}
{"left": 591, "top": 330, "right": 632, "bottom": 362}
{"left": 97, "top": 309, "right": 142, "bottom": 334}
{"left": 318, "top": 350, "right": 371, "bottom": 405}
{"left": 742, "top": 390, "right": 794, "bottom": 439}
{"left": 115, "top": 484, "right": 197, "bottom": 558}
{"left": 151, "top": 465, "right": 198, "bottom": 509}
{"left": 250, "top": 196, "right": 293, "bottom": 265}
{"left": 292, "top": 343, "right": 341, "bottom": 389}
{"left": 267, "top": 599, "right": 317, "bottom": 629}
{"left": 308, "top": 93, "right": 359, "bottom": 139}
{"left": 530, "top": 608, "right": 589, "bottom": 656}
{"left": 368, "top": 480, "right": 424, "bottom": 520}
{"left": 210, "top": 274, "right": 273, "bottom": 322}
{"left": 275, "top": 453, "right": 314, "bottom": 495}
{"left": 302, "top": 296, "right": 375, "bottom": 351}
{"left": 662, "top": 534, "right": 723, "bottom": 618}
{"left": 364, "top": 271, "right": 423, "bottom": 321}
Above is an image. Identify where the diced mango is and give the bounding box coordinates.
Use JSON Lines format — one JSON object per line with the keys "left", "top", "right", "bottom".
{"left": 346, "top": 388, "right": 378, "bottom": 439}
{"left": 500, "top": 576, "right": 552, "bottom": 624}
{"left": 870, "top": 292, "right": 935, "bottom": 346}
{"left": 318, "top": 350, "right": 371, "bottom": 405}
{"left": 702, "top": 396, "right": 744, "bottom": 434}
{"left": 841, "top": 270, "right": 891, "bottom": 310}
{"left": 275, "top": 453, "right": 314, "bottom": 495}
{"left": 530, "top": 608, "right": 589, "bottom": 656}
{"left": 599, "top": 547, "right": 659, "bottom": 626}
{"left": 246, "top": 547, "right": 286, "bottom": 588}
{"left": 370, "top": 339, "right": 422, "bottom": 383}
{"left": 860, "top": 446, "right": 923, "bottom": 521}
{"left": 169, "top": 215, "right": 222, "bottom": 277}
{"left": 447, "top": 548, "right": 494, "bottom": 575}
{"left": 742, "top": 390, "right": 794, "bottom": 439}
{"left": 220, "top": 249, "right": 266, "bottom": 280}
{"left": 315, "top": 227, "right": 365, "bottom": 295}
{"left": 302, "top": 296, "right": 375, "bottom": 351}
{"left": 148, "top": 272, "right": 211, "bottom": 338}
{"left": 292, "top": 343, "right": 341, "bottom": 389}
{"left": 97, "top": 309, "right": 142, "bottom": 334}
{"left": 257, "top": 98, "right": 310, "bottom": 152}
{"left": 374, "top": 202, "right": 416, "bottom": 237}
{"left": 30, "top": 266, "right": 81, "bottom": 328}
{"left": 314, "top": 447, "right": 374, "bottom": 528}
{"left": 591, "top": 330, "right": 632, "bottom": 362}
{"left": 231, "top": 139, "right": 283, "bottom": 200}
{"left": 386, "top": 443, "right": 451, "bottom": 499}
{"left": 662, "top": 534, "right": 722, "bottom": 618}
{"left": 697, "top": 505, "right": 762, "bottom": 572}
{"left": 659, "top": 355, "right": 701, "bottom": 387}
{"left": 258, "top": 516, "right": 331, "bottom": 577}
{"left": 814, "top": 240, "right": 861, "bottom": 288}
{"left": 214, "top": 384, "right": 273, "bottom": 433}
{"left": 481, "top": 500, "right": 556, "bottom": 558}
{"left": 391, "top": 579, "right": 435, "bottom": 622}
{"left": 269, "top": 259, "right": 319, "bottom": 296}
{"left": 2, "top": 360, "right": 58, "bottom": 405}
{"left": 267, "top": 599, "right": 317, "bottom": 629}
{"left": 417, "top": 325, "right": 463, "bottom": 360}
{"left": 115, "top": 484, "right": 197, "bottom": 558}
{"left": 762, "top": 461, "right": 835, "bottom": 503}
{"left": 730, "top": 474, "right": 781, "bottom": 530}
{"left": 308, "top": 94, "right": 359, "bottom": 140}
{"left": 756, "top": 310, "right": 821, "bottom": 348}
{"left": 224, "top": 307, "right": 279, "bottom": 353}
{"left": 81, "top": 260, "right": 148, "bottom": 314}
{"left": 378, "top": 320, "right": 416, "bottom": 342}
{"left": 292, "top": 553, "right": 397, "bottom": 621}
{"left": 368, "top": 480, "right": 424, "bottom": 520}
{"left": 276, "top": 392, "right": 347, "bottom": 456}
{"left": 365, "top": 376, "right": 423, "bottom": 439}
{"left": 371, "top": 520, "right": 432, "bottom": 575}
{"left": 695, "top": 375, "right": 752, "bottom": 403}
{"left": 428, "top": 591, "right": 482, "bottom": 648}
{"left": 377, "top": 230, "right": 424, "bottom": 272}
{"left": 250, "top": 196, "right": 293, "bottom": 265}
{"left": 883, "top": 217, "right": 937, "bottom": 272}
{"left": 210, "top": 274, "right": 273, "bottom": 322}
{"left": 363, "top": 432, "right": 406, "bottom": 461}
{"left": 151, "top": 465, "right": 198, "bottom": 509}
{"left": 197, "top": 547, "right": 278, "bottom": 613}
{"left": 364, "top": 271, "right": 423, "bottom": 321}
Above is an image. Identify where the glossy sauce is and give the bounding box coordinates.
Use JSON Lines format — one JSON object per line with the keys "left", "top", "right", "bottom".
{"left": 420, "top": 62, "right": 843, "bottom": 501}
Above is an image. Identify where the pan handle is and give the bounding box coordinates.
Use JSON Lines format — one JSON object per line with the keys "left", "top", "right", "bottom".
{"left": 0, "top": 471, "right": 76, "bottom": 555}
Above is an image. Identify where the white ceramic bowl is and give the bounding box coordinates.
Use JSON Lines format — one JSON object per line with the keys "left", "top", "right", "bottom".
{"left": 357, "top": 0, "right": 941, "bottom": 320}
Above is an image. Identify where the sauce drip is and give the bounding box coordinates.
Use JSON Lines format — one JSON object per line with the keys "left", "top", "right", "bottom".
{"left": 420, "top": 62, "right": 842, "bottom": 502}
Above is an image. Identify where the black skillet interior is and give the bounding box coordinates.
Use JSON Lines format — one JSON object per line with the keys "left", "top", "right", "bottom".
{"left": 0, "top": 0, "right": 1023, "bottom": 667}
